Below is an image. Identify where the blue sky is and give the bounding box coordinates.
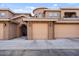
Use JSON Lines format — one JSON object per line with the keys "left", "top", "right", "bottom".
{"left": 0, "top": 3, "right": 79, "bottom": 13}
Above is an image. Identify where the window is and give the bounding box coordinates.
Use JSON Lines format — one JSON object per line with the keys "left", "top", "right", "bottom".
{"left": 64, "top": 12, "right": 77, "bottom": 18}
{"left": 0, "top": 13, "right": 5, "bottom": 17}
{"left": 35, "top": 13, "right": 44, "bottom": 18}
{"left": 47, "top": 12, "right": 58, "bottom": 18}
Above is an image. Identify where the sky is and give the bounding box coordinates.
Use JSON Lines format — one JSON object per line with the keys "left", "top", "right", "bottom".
{"left": 0, "top": 3, "right": 79, "bottom": 13}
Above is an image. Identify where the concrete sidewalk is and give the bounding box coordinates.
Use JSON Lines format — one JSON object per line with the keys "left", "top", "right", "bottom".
{"left": 0, "top": 37, "right": 79, "bottom": 50}
{"left": 0, "top": 49, "right": 79, "bottom": 56}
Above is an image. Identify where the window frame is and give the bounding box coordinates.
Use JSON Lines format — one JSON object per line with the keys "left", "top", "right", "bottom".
{"left": 64, "top": 12, "right": 77, "bottom": 18}
{"left": 47, "top": 12, "right": 59, "bottom": 18}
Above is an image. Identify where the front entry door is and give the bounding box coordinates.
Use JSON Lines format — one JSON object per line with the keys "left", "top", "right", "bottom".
{"left": 20, "top": 24, "right": 27, "bottom": 36}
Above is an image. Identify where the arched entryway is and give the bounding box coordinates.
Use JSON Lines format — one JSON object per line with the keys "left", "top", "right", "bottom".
{"left": 20, "top": 24, "right": 27, "bottom": 36}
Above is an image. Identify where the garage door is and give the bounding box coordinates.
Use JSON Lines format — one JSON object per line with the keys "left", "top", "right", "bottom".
{"left": 55, "top": 24, "right": 79, "bottom": 39}
{"left": 0, "top": 23, "right": 4, "bottom": 39}
{"left": 32, "top": 23, "right": 48, "bottom": 40}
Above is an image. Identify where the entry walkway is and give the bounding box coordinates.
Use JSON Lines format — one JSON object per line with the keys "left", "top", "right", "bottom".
{"left": 0, "top": 37, "right": 79, "bottom": 50}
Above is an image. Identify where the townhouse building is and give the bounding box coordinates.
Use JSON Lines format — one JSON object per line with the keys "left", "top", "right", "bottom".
{"left": 0, "top": 7, "right": 79, "bottom": 40}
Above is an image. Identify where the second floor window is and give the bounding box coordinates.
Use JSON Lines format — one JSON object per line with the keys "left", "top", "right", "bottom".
{"left": 47, "top": 13, "right": 58, "bottom": 18}
{"left": 64, "top": 12, "right": 77, "bottom": 18}
{"left": 0, "top": 13, "right": 5, "bottom": 17}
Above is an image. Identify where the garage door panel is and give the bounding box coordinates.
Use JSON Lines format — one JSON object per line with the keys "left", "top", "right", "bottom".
{"left": 32, "top": 23, "right": 48, "bottom": 40}
{"left": 0, "top": 23, "right": 4, "bottom": 39}
{"left": 55, "top": 24, "right": 79, "bottom": 38}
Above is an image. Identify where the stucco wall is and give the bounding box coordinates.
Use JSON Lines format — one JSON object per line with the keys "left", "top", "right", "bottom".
{"left": 48, "top": 22, "right": 54, "bottom": 39}
{"left": 27, "top": 22, "right": 32, "bottom": 40}
{"left": 16, "top": 24, "right": 20, "bottom": 37}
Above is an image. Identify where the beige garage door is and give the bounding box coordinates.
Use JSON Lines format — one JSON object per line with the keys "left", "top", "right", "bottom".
{"left": 32, "top": 23, "right": 48, "bottom": 40}
{"left": 0, "top": 23, "right": 4, "bottom": 39}
{"left": 55, "top": 24, "right": 79, "bottom": 39}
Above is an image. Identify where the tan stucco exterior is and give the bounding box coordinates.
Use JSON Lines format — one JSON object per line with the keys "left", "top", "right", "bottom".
{"left": 1, "top": 8, "right": 79, "bottom": 40}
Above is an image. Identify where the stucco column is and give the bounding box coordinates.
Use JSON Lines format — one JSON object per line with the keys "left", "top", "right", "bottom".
{"left": 48, "top": 21, "right": 54, "bottom": 39}
{"left": 16, "top": 24, "right": 20, "bottom": 37}
{"left": 27, "top": 22, "right": 32, "bottom": 40}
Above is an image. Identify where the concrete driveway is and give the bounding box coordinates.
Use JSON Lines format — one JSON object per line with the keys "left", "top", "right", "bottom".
{"left": 0, "top": 37, "right": 79, "bottom": 50}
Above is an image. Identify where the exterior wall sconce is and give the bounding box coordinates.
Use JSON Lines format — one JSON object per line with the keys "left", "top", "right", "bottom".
{"left": 4, "top": 23, "right": 6, "bottom": 27}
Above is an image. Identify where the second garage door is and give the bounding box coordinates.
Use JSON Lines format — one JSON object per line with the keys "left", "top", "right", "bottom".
{"left": 32, "top": 22, "right": 48, "bottom": 40}
{"left": 55, "top": 24, "right": 79, "bottom": 39}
